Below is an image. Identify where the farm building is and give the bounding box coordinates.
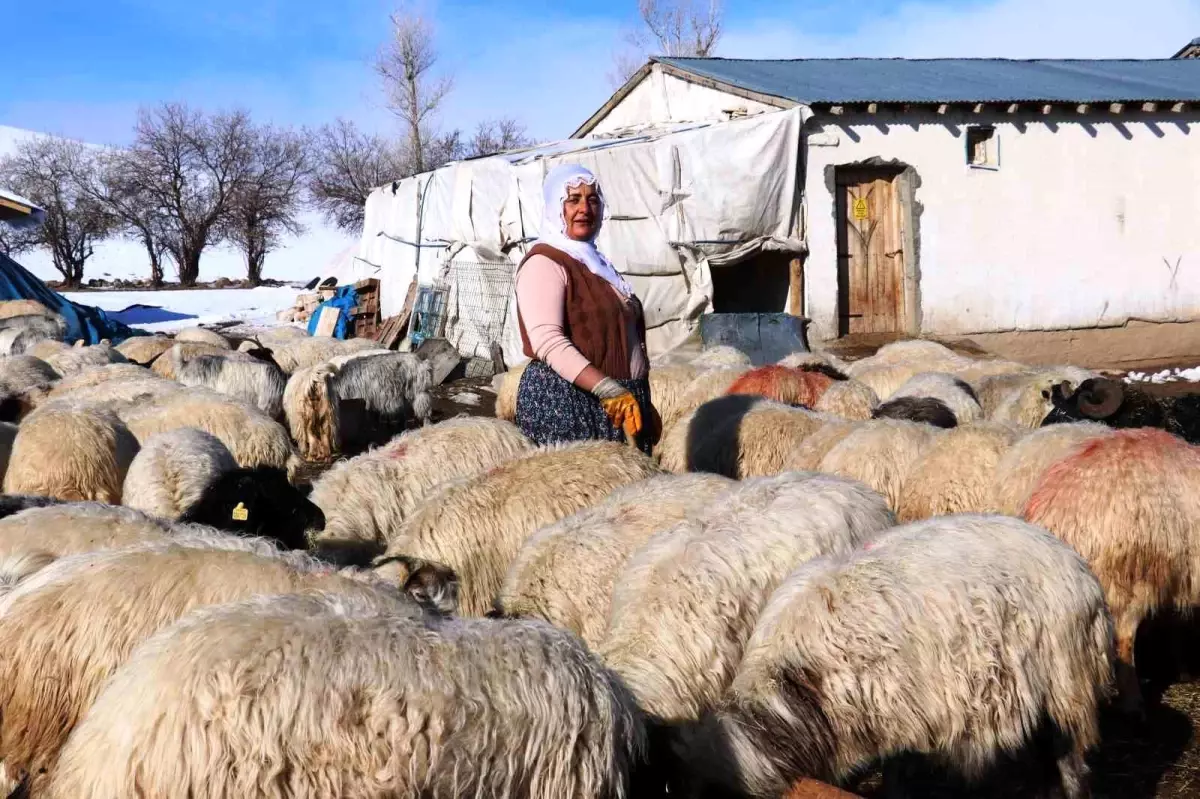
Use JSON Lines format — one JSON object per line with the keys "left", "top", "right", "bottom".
{"left": 357, "top": 55, "right": 1200, "bottom": 369}
{"left": 0, "top": 186, "right": 45, "bottom": 228}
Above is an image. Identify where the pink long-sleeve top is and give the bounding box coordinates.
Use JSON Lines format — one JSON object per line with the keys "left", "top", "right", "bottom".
{"left": 515, "top": 254, "right": 649, "bottom": 384}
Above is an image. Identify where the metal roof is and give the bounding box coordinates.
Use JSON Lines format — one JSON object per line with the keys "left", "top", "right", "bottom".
{"left": 0, "top": 187, "right": 45, "bottom": 229}
{"left": 653, "top": 57, "right": 1200, "bottom": 105}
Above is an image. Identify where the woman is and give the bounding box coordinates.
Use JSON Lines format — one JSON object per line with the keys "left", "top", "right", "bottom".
{"left": 514, "top": 163, "right": 658, "bottom": 454}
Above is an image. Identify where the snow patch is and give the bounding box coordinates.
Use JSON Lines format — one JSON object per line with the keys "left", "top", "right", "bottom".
{"left": 1124, "top": 366, "right": 1200, "bottom": 384}
{"left": 62, "top": 287, "right": 302, "bottom": 334}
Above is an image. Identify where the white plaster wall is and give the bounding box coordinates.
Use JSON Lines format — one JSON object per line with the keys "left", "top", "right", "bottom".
{"left": 589, "top": 66, "right": 780, "bottom": 135}
{"left": 802, "top": 109, "right": 1200, "bottom": 343}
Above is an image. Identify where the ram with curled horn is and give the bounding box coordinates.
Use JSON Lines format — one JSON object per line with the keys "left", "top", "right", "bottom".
{"left": 1042, "top": 377, "right": 1200, "bottom": 444}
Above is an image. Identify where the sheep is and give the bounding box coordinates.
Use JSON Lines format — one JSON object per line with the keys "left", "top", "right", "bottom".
{"left": 848, "top": 363, "right": 928, "bottom": 402}
{"left": 598, "top": 472, "right": 894, "bottom": 729}
{"left": 114, "top": 334, "right": 174, "bottom": 365}
{"left": 170, "top": 346, "right": 287, "bottom": 419}
{"left": 309, "top": 416, "right": 532, "bottom": 562}
{"left": 952, "top": 358, "right": 1033, "bottom": 391}
{"left": 655, "top": 367, "right": 753, "bottom": 450}
{"left": 685, "top": 397, "right": 834, "bottom": 479}
{"left": 648, "top": 363, "right": 701, "bottom": 432}
{"left": 0, "top": 540, "right": 432, "bottom": 794}
{"left": 3, "top": 407, "right": 139, "bottom": 503}
{"left": 1043, "top": 376, "right": 1200, "bottom": 444}
{"left": 845, "top": 339, "right": 972, "bottom": 376}
{"left": 326, "top": 347, "right": 394, "bottom": 367}
{"left": 1022, "top": 428, "right": 1200, "bottom": 715}
{"left": 32, "top": 375, "right": 182, "bottom": 420}
{"left": 268, "top": 335, "right": 380, "bottom": 375}
{"left": 121, "top": 428, "right": 237, "bottom": 519}
{"left": 887, "top": 371, "right": 983, "bottom": 423}
{"left": 0, "top": 299, "right": 51, "bottom": 319}
{"left": 818, "top": 419, "right": 941, "bottom": 511}
{"left": 990, "top": 421, "right": 1115, "bottom": 516}
{"left": 692, "top": 344, "right": 753, "bottom": 369}
{"left": 812, "top": 378, "right": 878, "bottom": 421}
{"left": 177, "top": 466, "right": 326, "bottom": 550}
{"left": 282, "top": 362, "right": 341, "bottom": 462}
{"left": 27, "top": 338, "right": 69, "bottom": 360}
{"left": 46, "top": 590, "right": 647, "bottom": 799}
{"left": 0, "top": 421, "right": 16, "bottom": 482}
{"left": 726, "top": 365, "right": 837, "bottom": 409}
{"left": 45, "top": 363, "right": 153, "bottom": 397}
{"left": 693, "top": 514, "right": 1113, "bottom": 799}
{"left": 254, "top": 325, "right": 310, "bottom": 343}
{"left": 333, "top": 351, "right": 434, "bottom": 449}
{"left": 172, "top": 326, "right": 231, "bottom": 349}
{"left": 41, "top": 340, "right": 128, "bottom": 376}
{"left": 778, "top": 350, "right": 852, "bottom": 375}
{"left": 0, "top": 318, "right": 65, "bottom": 355}
{"left": 0, "top": 502, "right": 176, "bottom": 562}
{"left": 0, "top": 355, "right": 58, "bottom": 420}
{"left": 494, "top": 361, "right": 529, "bottom": 421}
{"left": 872, "top": 395, "right": 959, "bottom": 428}
{"left": 895, "top": 422, "right": 1020, "bottom": 522}
{"left": 118, "top": 388, "right": 299, "bottom": 477}
{"left": 0, "top": 494, "right": 65, "bottom": 522}
{"left": 374, "top": 440, "right": 663, "bottom": 617}
{"left": 149, "top": 341, "right": 228, "bottom": 379}
{"left": 497, "top": 472, "right": 735, "bottom": 647}
{"left": 985, "top": 366, "right": 1098, "bottom": 429}
{"left": 0, "top": 311, "right": 66, "bottom": 341}
{"left": 782, "top": 420, "right": 858, "bottom": 472}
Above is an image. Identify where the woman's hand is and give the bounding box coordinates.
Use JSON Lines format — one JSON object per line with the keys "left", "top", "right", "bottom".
{"left": 591, "top": 377, "right": 643, "bottom": 440}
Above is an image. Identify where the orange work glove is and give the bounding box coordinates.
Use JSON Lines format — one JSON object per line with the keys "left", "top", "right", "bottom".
{"left": 592, "top": 377, "right": 644, "bottom": 441}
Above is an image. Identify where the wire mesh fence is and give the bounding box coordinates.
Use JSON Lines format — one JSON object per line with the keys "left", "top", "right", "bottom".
{"left": 438, "top": 259, "right": 516, "bottom": 360}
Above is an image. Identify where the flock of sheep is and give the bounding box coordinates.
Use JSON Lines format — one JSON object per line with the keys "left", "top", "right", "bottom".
{"left": 0, "top": 293, "right": 1195, "bottom": 799}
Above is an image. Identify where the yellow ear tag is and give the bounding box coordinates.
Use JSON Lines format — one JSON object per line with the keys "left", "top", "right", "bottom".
{"left": 231, "top": 502, "right": 249, "bottom": 522}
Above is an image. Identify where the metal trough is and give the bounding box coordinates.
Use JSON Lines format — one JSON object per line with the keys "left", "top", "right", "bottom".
{"left": 698, "top": 313, "right": 811, "bottom": 366}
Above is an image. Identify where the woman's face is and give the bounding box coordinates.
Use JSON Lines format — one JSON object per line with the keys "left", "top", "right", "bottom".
{"left": 562, "top": 182, "right": 601, "bottom": 241}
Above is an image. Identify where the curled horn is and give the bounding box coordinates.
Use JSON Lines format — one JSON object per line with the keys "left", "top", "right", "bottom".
{"left": 1077, "top": 378, "right": 1124, "bottom": 419}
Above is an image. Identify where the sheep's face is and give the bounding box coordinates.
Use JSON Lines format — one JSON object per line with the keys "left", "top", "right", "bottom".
{"left": 1041, "top": 378, "right": 1124, "bottom": 428}
{"left": 181, "top": 467, "right": 324, "bottom": 551}
{"left": 371, "top": 554, "right": 459, "bottom": 615}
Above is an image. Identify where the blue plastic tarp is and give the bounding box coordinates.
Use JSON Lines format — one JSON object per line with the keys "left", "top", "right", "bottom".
{"left": 306, "top": 284, "right": 359, "bottom": 340}
{"left": 0, "top": 253, "right": 148, "bottom": 345}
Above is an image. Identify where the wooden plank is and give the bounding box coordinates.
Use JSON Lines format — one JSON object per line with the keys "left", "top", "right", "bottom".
{"left": 788, "top": 256, "right": 804, "bottom": 316}
{"left": 313, "top": 306, "right": 340, "bottom": 337}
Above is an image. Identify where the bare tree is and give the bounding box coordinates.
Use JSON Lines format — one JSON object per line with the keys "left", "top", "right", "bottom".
{"left": 309, "top": 119, "right": 406, "bottom": 233}
{"left": 0, "top": 136, "right": 115, "bottom": 287}
{"left": 224, "top": 126, "right": 310, "bottom": 285}
{"left": 611, "top": 0, "right": 723, "bottom": 86}
{"left": 375, "top": 8, "right": 452, "bottom": 175}
{"left": 117, "top": 103, "right": 255, "bottom": 286}
{"left": 467, "top": 119, "right": 534, "bottom": 158}
{"left": 75, "top": 150, "right": 172, "bottom": 286}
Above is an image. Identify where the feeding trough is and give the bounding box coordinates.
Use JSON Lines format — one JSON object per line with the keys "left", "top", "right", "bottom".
{"left": 699, "top": 312, "right": 811, "bottom": 366}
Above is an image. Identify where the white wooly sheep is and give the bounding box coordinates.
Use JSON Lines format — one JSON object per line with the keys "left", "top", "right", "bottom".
{"left": 0, "top": 421, "right": 16, "bottom": 483}
{"left": 985, "top": 366, "right": 1098, "bottom": 429}
{"left": 647, "top": 364, "right": 701, "bottom": 433}
{"left": 309, "top": 416, "right": 532, "bottom": 562}
{"left": 0, "top": 354, "right": 59, "bottom": 392}
{"left": 497, "top": 473, "right": 736, "bottom": 647}
{"left": 895, "top": 422, "right": 1021, "bottom": 522}
{"left": 777, "top": 350, "right": 852, "bottom": 375}
{"left": 813, "top": 378, "right": 878, "bottom": 421}
{"left": 149, "top": 342, "right": 228, "bottom": 380}
{"left": 114, "top": 335, "right": 174, "bottom": 365}
{"left": 0, "top": 539, "right": 421, "bottom": 795}
{"left": 374, "top": 440, "right": 664, "bottom": 617}
{"left": 253, "top": 325, "right": 310, "bottom": 344}
{"left": 118, "top": 387, "right": 300, "bottom": 478}
{"left": 282, "top": 362, "right": 340, "bottom": 462}
{"left": 691, "top": 345, "right": 753, "bottom": 369}
{"left": 121, "top": 428, "right": 238, "bottom": 520}
{"left": 783, "top": 420, "right": 859, "bottom": 472}
{"left": 0, "top": 502, "right": 178, "bottom": 563}
{"left": 818, "top": 419, "right": 941, "bottom": 511}
{"left": 47, "top": 591, "right": 647, "bottom": 799}
{"left": 845, "top": 339, "right": 972, "bottom": 375}
{"left": 45, "top": 363, "right": 156, "bottom": 398}
{"left": 493, "top": 361, "right": 529, "bottom": 422}
{"left": 887, "top": 371, "right": 983, "bottom": 423}
{"left": 172, "top": 326, "right": 231, "bottom": 349}
{"left": 598, "top": 472, "right": 894, "bottom": 725}
{"left": 694, "top": 515, "right": 1114, "bottom": 799}
{"left": 267, "top": 336, "right": 380, "bottom": 375}
{"left": 990, "top": 422, "right": 1116, "bottom": 516}
{"left": 170, "top": 346, "right": 287, "bottom": 419}
{"left": 3, "top": 407, "right": 140, "bottom": 503}
{"left": 41, "top": 341, "right": 128, "bottom": 376}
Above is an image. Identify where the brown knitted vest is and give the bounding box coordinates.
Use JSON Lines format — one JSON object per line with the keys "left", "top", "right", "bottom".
{"left": 516, "top": 244, "right": 645, "bottom": 381}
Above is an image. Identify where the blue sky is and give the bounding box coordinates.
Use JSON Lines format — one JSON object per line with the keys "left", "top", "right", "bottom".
{"left": 2, "top": 0, "right": 1198, "bottom": 146}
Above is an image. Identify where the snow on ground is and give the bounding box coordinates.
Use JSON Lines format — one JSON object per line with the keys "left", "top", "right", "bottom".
{"left": 62, "top": 286, "right": 303, "bottom": 333}
{"left": 1124, "top": 366, "right": 1200, "bottom": 384}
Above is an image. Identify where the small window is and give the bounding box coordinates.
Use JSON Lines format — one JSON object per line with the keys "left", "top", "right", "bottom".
{"left": 966, "top": 126, "right": 999, "bottom": 169}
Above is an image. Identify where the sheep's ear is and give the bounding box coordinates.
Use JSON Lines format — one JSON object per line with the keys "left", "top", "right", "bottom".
{"left": 392, "top": 556, "right": 460, "bottom": 614}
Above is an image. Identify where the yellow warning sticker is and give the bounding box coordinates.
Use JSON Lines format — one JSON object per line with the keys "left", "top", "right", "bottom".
{"left": 852, "top": 198, "right": 869, "bottom": 220}
{"left": 231, "top": 501, "right": 249, "bottom": 521}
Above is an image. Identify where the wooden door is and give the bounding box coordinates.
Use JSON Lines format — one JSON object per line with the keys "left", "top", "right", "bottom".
{"left": 835, "top": 167, "right": 907, "bottom": 336}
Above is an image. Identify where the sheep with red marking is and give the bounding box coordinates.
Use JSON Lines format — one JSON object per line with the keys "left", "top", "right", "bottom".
{"left": 990, "top": 422, "right": 1115, "bottom": 516}
{"left": 726, "top": 365, "right": 837, "bottom": 409}
{"left": 1023, "top": 427, "right": 1200, "bottom": 714}
{"left": 374, "top": 440, "right": 663, "bottom": 616}
{"left": 497, "top": 472, "right": 735, "bottom": 646}
{"left": 690, "top": 514, "right": 1113, "bottom": 799}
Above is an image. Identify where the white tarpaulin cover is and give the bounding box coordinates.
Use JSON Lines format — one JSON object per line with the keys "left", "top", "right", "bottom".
{"left": 356, "top": 107, "right": 808, "bottom": 363}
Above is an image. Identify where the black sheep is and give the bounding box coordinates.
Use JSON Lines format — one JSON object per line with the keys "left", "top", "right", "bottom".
{"left": 871, "top": 396, "right": 958, "bottom": 429}
{"left": 178, "top": 467, "right": 324, "bottom": 551}
{"left": 0, "top": 494, "right": 66, "bottom": 520}
{"left": 1042, "top": 377, "right": 1200, "bottom": 444}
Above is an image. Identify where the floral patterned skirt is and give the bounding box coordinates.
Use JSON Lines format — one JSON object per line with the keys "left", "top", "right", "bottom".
{"left": 515, "top": 359, "right": 653, "bottom": 455}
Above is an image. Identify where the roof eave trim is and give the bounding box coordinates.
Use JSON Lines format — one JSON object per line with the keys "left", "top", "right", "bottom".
{"left": 571, "top": 61, "right": 657, "bottom": 139}
{"left": 652, "top": 60, "right": 800, "bottom": 111}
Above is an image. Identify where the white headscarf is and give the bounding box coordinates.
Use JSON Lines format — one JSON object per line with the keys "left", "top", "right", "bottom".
{"left": 534, "top": 163, "right": 633, "bottom": 298}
